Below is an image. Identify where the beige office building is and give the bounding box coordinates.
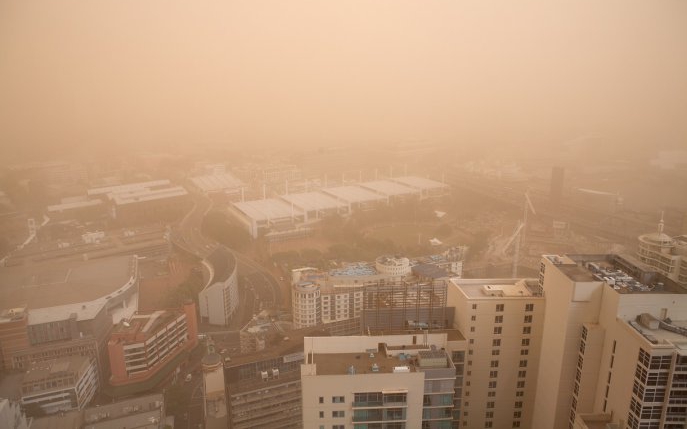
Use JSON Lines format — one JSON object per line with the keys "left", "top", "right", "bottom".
{"left": 301, "top": 332, "right": 466, "bottom": 429}
{"left": 534, "top": 254, "right": 687, "bottom": 429}
{"left": 447, "top": 277, "right": 545, "bottom": 429}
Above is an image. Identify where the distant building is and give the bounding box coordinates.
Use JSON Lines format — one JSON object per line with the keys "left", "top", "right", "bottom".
{"left": 106, "top": 301, "right": 198, "bottom": 397}
{"left": 199, "top": 247, "right": 239, "bottom": 326}
{"left": 636, "top": 219, "right": 687, "bottom": 288}
{"left": 20, "top": 355, "right": 98, "bottom": 415}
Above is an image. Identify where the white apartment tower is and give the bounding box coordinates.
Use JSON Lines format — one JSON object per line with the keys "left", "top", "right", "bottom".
{"left": 534, "top": 254, "right": 687, "bottom": 429}
{"left": 301, "top": 332, "right": 466, "bottom": 429}
{"left": 636, "top": 219, "right": 687, "bottom": 288}
{"left": 447, "top": 278, "right": 545, "bottom": 429}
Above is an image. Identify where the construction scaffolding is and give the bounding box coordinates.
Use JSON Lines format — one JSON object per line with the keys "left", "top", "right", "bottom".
{"left": 361, "top": 279, "right": 452, "bottom": 334}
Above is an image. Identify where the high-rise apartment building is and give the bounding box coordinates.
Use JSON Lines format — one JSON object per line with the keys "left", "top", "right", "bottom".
{"left": 300, "top": 331, "right": 466, "bottom": 429}
{"left": 447, "top": 277, "right": 545, "bottom": 429}
{"left": 533, "top": 254, "right": 687, "bottom": 429}
{"left": 199, "top": 246, "right": 239, "bottom": 326}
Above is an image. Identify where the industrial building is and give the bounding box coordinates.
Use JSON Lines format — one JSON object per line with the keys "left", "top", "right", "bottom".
{"left": 106, "top": 301, "right": 198, "bottom": 397}
{"left": 300, "top": 331, "right": 466, "bottom": 429}
{"left": 447, "top": 277, "right": 545, "bottom": 429}
{"left": 189, "top": 171, "right": 245, "bottom": 200}
{"left": 390, "top": 176, "right": 450, "bottom": 199}
{"left": 533, "top": 254, "right": 687, "bottom": 429}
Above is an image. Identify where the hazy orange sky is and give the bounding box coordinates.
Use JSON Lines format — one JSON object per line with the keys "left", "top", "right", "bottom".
{"left": 1, "top": 0, "right": 686, "bottom": 162}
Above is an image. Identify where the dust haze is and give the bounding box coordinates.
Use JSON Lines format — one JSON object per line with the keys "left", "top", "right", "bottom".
{"left": 1, "top": 0, "right": 686, "bottom": 163}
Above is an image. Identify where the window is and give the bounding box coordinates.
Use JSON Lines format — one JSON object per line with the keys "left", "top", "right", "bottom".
{"left": 485, "top": 422, "right": 493, "bottom": 428}
{"left": 524, "top": 315, "right": 532, "bottom": 323}
{"left": 489, "top": 371, "right": 498, "bottom": 378}
{"left": 525, "top": 303, "right": 534, "bottom": 312}
{"left": 492, "top": 349, "right": 500, "bottom": 356}
{"left": 471, "top": 315, "right": 476, "bottom": 321}
{"left": 493, "top": 339, "right": 501, "bottom": 347}
{"left": 495, "top": 315, "right": 503, "bottom": 323}
{"left": 488, "top": 381, "right": 497, "bottom": 388}
{"left": 469, "top": 339, "right": 474, "bottom": 344}
{"left": 520, "top": 349, "right": 529, "bottom": 356}
{"left": 487, "top": 391, "right": 496, "bottom": 397}
{"left": 332, "top": 396, "right": 344, "bottom": 403}
{"left": 493, "top": 327, "right": 502, "bottom": 335}
{"left": 522, "top": 326, "right": 531, "bottom": 335}
{"left": 496, "top": 304, "right": 504, "bottom": 312}
{"left": 519, "top": 360, "right": 528, "bottom": 368}
{"left": 518, "top": 371, "right": 526, "bottom": 378}
{"left": 512, "top": 421, "right": 521, "bottom": 428}
{"left": 490, "top": 360, "right": 499, "bottom": 368}
{"left": 468, "top": 360, "right": 473, "bottom": 366}
{"left": 333, "top": 426, "right": 345, "bottom": 429}
{"left": 485, "top": 411, "right": 494, "bottom": 419}
{"left": 513, "top": 411, "right": 522, "bottom": 418}
{"left": 517, "top": 381, "right": 525, "bottom": 388}
{"left": 332, "top": 411, "right": 345, "bottom": 418}
{"left": 470, "top": 326, "right": 475, "bottom": 332}
{"left": 514, "top": 401, "right": 523, "bottom": 408}
{"left": 486, "top": 401, "right": 495, "bottom": 408}
{"left": 319, "top": 397, "right": 324, "bottom": 404}
{"left": 319, "top": 411, "right": 324, "bottom": 418}
{"left": 516, "top": 391, "right": 524, "bottom": 397}
{"left": 521, "top": 339, "right": 530, "bottom": 346}
{"left": 468, "top": 349, "right": 473, "bottom": 355}
{"left": 472, "top": 304, "right": 477, "bottom": 310}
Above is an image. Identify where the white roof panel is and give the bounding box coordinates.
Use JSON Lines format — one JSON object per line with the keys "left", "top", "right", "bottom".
{"left": 280, "top": 192, "right": 347, "bottom": 211}
{"left": 234, "top": 198, "right": 303, "bottom": 222}
{"left": 360, "top": 180, "right": 420, "bottom": 196}
{"left": 322, "top": 186, "right": 386, "bottom": 204}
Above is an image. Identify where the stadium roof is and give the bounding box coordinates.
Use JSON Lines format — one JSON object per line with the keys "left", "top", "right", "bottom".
{"left": 391, "top": 176, "right": 449, "bottom": 190}
{"left": 359, "top": 180, "right": 420, "bottom": 197}
{"left": 0, "top": 255, "right": 136, "bottom": 317}
{"left": 322, "top": 185, "right": 386, "bottom": 204}
{"left": 233, "top": 198, "right": 303, "bottom": 222}
{"left": 280, "top": 192, "right": 347, "bottom": 212}
{"left": 190, "top": 172, "right": 244, "bottom": 193}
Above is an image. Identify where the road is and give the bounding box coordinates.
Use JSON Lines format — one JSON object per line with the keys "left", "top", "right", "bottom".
{"left": 172, "top": 191, "right": 283, "bottom": 323}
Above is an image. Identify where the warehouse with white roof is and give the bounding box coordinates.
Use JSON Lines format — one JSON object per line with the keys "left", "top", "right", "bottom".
{"left": 321, "top": 185, "right": 386, "bottom": 211}
{"left": 359, "top": 179, "right": 420, "bottom": 202}
{"left": 390, "top": 176, "right": 449, "bottom": 198}
{"left": 279, "top": 192, "right": 349, "bottom": 222}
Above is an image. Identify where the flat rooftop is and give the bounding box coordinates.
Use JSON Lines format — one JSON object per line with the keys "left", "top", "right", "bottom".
{"left": 549, "top": 254, "right": 686, "bottom": 294}
{"left": 83, "top": 393, "right": 164, "bottom": 427}
{"left": 626, "top": 317, "right": 687, "bottom": 351}
{"left": 279, "top": 192, "right": 347, "bottom": 212}
{"left": 321, "top": 185, "right": 386, "bottom": 204}
{"left": 23, "top": 355, "right": 89, "bottom": 384}
{"left": 360, "top": 180, "right": 420, "bottom": 197}
{"left": 233, "top": 198, "right": 303, "bottom": 222}
{"left": 312, "top": 351, "right": 416, "bottom": 376}
{"left": 451, "top": 278, "right": 541, "bottom": 299}
{"left": 0, "top": 255, "right": 135, "bottom": 312}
